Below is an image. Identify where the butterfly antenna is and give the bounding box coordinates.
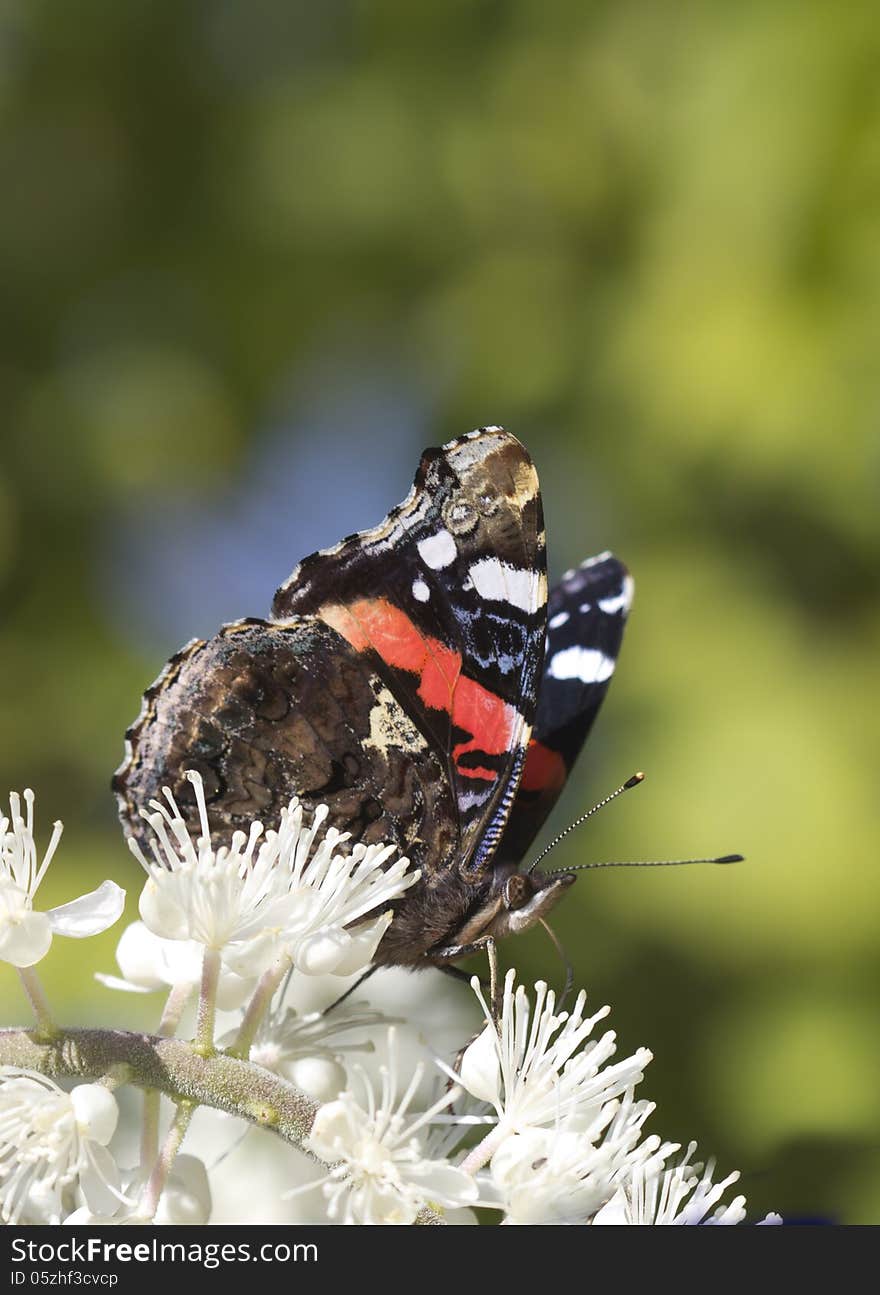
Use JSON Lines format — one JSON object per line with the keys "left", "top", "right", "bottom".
{"left": 539, "top": 918, "right": 574, "bottom": 1011}
{"left": 527, "top": 771, "right": 645, "bottom": 874}
{"left": 548, "top": 853, "right": 744, "bottom": 875}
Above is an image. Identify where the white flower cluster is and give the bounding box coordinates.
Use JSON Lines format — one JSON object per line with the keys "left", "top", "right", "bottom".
{"left": 0, "top": 1070, "right": 121, "bottom": 1225}
{"left": 0, "top": 790, "right": 124, "bottom": 969}
{"left": 128, "top": 772, "right": 419, "bottom": 982}
{"left": 0, "top": 777, "right": 782, "bottom": 1227}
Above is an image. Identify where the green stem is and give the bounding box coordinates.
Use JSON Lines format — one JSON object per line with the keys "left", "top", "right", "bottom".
{"left": 141, "top": 983, "right": 192, "bottom": 1170}
{"left": 158, "top": 982, "right": 192, "bottom": 1038}
{"left": 0, "top": 1026, "right": 319, "bottom": 1150}
{"left": 140, "top": 1102, "right": 194, "bottom": 1219}
{"left": 195, "top": 948, "right": 221, "bottom": 1055}
{"left": 141, "top": 1090, "right": 161, "bottom": 1170}
{"left": 229, "top": 955, "right": 292, "bottom": 1059}
{"left": 17, "top": 967, "right": 57, "bottom": 1038}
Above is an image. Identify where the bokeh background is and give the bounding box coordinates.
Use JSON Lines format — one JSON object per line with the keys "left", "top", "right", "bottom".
{"left": 1, "top": 0, "right": 879, "bottom": 1223}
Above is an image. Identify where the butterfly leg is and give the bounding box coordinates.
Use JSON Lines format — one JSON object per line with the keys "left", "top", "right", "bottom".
{"left": 486, "top": 937, "right": 500, "bottom": 1025}
{"left": 439, "top": 963, "right": 488, "bottom": 989}
{"left": 322, "top": 965, "right": 378, "bottom": 1015}
{"left": 430, "top": 937, "right": 501, "bottom": 1027}
{"left": 430, "top": 937, "right": 491, "bottom": 962}
{"left": 445, "top": 941, "right": 501, "bottom": 1093}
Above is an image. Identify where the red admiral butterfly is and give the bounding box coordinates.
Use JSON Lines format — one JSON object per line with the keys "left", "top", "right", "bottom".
{"left": 114, "top": 428, "right": 632, "bottom": 968}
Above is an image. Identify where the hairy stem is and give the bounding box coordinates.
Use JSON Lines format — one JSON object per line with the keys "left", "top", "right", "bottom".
{"left": 158, "top": 982, "right": 192, "bottom": 1038}
{"left": 141, "top": 1090, "right": 161, "bottom": 1170}
{"left": 229, "top": 955, "right": 292, "bottom": 1059}
{"left": 141, "top": 983, "right": 193, "bottom": 1169}
{"left": 195, "top": 948, "right": 221, "bottom": 1054}
{"left": 140, "top": 1102, "right": 194, "bottom": 1219}
{"left": 0, "top": 1026, "right": 319, "bottom": 1150}
{"left": 459, "top": 1126, "right": 505, "bottom": 1176}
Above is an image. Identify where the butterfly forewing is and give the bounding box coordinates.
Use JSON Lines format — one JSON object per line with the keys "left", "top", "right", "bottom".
{"left": 271, "top": 428, "right": 548, "bottom": 879}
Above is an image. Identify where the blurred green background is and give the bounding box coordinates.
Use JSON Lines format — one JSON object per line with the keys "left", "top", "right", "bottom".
{"left": 2, "top": 0, "right": 879, "bottom": 1223}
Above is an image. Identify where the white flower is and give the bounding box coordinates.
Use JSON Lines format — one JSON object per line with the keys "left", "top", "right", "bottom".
{"left": 303, "top": 1032, "right": 478, "bottom": 1224}
{"left": 254, "top": 798, "right": 419, "bottom": 978}
{"left": 0, "top": 1068, "right": 121, "bottom": 1224}
{"left": 592, "top": 1141, "right": 782, "bottom": 1225}
{"left": 458, "top": 970, "right": 651, "bottom": 1144}
{"left": 65, "top": 1155, "right": 213, "bottom": 1225}
{"left": 129, "top": 772, "right": 419, "bottom": 980}
{"left": 0, "top": 791, "right": 125, "bottom": 968}
{"left": 492, "top": 1095, "right": 665, "bottom": 1225}
{"left": 129, "top": 773, "right": 295, "bottom": 963}
{"left": 96, "top": 921, "right": 256, "bottom": 1010}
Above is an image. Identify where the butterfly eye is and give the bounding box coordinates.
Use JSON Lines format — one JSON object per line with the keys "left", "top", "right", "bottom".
{"left": 504, "top": 873, "right": 532, "bottom": 911}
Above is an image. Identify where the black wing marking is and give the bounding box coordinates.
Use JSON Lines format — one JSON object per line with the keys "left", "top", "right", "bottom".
{"left": 494, "top": 552, "right": 633, "bottom": 864}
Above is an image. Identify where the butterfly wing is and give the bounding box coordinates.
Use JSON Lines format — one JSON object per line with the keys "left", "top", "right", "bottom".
{"left": 494, "top": 552, "right": 633, "bottom": 864}
{"left": 272, "top": 427, "right": 548, "bottom": 881}
{"left": 115, "top": 427, "right": 549, "bottom": 963}
{"left": 113, "top": 616, "right": 472, "bottom": 963}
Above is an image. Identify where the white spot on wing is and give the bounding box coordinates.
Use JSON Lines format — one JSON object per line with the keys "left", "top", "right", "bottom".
{"left": 548, "top": 646, "right": 616, "bottom": 684}
{"left": 598, "top": 574, "right": 634, "bottom": 616}
{"left": 412, "top": 578, "right": 430, "bottom": 602}
{"left": 417, "top": 529, "right": 457, "bottom": 570}
{"left": 468, "top": 557, "right": 539, "bottom": 612}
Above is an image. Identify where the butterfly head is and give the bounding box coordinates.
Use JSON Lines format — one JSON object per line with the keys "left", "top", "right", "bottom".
{"left": 483, "top": 863, "right": 576, "bottom": 940}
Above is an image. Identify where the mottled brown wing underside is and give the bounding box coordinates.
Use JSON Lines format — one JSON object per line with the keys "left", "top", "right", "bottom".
{"left": 113, "top": 617, "right": 474, "bottom": 963}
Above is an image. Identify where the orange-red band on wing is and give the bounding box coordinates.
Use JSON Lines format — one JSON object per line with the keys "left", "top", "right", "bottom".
{"left": 319, "top": 597, "right": 522, "bottom": 779}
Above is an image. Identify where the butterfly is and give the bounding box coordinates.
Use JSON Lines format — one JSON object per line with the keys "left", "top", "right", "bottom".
{"left": 113, "top": 427, "right": 632, "bottom": 968}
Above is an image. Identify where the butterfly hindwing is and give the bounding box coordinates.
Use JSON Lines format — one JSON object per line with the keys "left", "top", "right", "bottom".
{"left": 271, "top": 428, "right": 548, "bottom": 880}
{"left": 112, "top": 616, "right": 480, "bottom": 964}
{"left": 495, "top": 552, "right": 633, "bottom": 864}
